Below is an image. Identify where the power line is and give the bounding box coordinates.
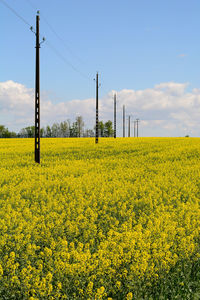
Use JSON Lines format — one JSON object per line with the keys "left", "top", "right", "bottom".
{"left": 26, "top": 0, "right": 84, "bottom": 65}
{"left": 2, "top": 0, "right": 93, "bottom": 81}
{"left": 45, "top": 40, "right": 91, "bottom": 81}
{"left": 25, "top": 0, "right": 92, "bottom": 81}
{"left": 25, "top": 0, "right": 35, "bottom": 11}
{"left": 1, "top": 0, "right": 97, "bottom": 85}
{"left": 43, "top": 17, "right": 84, "bottom": 65}
{"left": 0, "top": 0, "right": 33, "bottom": 28}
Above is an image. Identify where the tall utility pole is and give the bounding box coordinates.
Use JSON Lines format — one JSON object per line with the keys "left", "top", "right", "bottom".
{"left": 136, "top": 118, "right": 139, "bottom": 137}
{"left": 114, "top": 93, "right": 116, "bottom": 138}
{"left": 35, "top": 13, "right": 40, "bottom": 163}
{"left": 123, "top": 105, "right": 125, "bottom": 137}
{"left": 95, "top": 72, "right": 99, "bottom": 144}
{"left": 128, "top": 115, "right": 131, "bottom": 137}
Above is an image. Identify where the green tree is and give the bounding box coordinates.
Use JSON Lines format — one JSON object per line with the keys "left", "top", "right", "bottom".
{"left": 19, "top": 126, "right": 34, "bottom": 138}
{"left": 104, "top": 120, "right": 114, "bottom": 137}
{"left": 0, "top": 125, "right": 17, "bottom": 138}
{"left": 70, "top": 122, "right": 78, "bottom": 137}
{"left": 51, "top": 123, "right": 60, "bottom": 137}
{"left": 60, "top": 121, "right": 69, "bottom": 137}
{"left": 99, "top": 121, "right": 104, "bottom": 137}
{"left": 26, "top": 126, "right": 35, "bottom": 138}
{"left": 40, "top": 128, "right": 45, "bottom": 137}
{"left": 76, "top": 116, "right": 84, "bottom": 137}
{"left": 46, "top": 125, "right": 52, "bottom": 137}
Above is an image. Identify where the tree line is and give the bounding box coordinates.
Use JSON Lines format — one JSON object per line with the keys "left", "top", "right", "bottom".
{"left": 0, "top": 116, "right": 114, "bottom": 138}
{"left": 0, "top": 125, "right": 17, "bottom": 138}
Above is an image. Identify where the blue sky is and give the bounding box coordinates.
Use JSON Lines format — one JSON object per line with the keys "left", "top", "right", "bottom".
{"left": 1, "top": 0, "right": 200, "bottom": 136}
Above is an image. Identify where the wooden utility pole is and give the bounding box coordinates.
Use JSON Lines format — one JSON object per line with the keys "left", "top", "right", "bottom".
{"left": 128, "top": 115, "right": 130, "bottom": 137}
{"left": 134, "top": 120, "right": 136, "bottom": 137}
{"left": 123, "top": 105, "right": 125, "bottom": 137}
{"left": 35, "top": 13, "right": 40, "bottom": 163}
{"left": 114, "top": 94, "right": 116, "bottom": 138}
{"left": 78, "top": 122, "right": 81, "bottom": 138}
{"left": 136, "top": 118, "right": 139, "bottom": 137}
{"left": 95, "top": 72, "right": 99, "bottom": 144}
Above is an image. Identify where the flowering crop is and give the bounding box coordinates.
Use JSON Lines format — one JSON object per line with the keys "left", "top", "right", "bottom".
{"left": 0, "top": 137, "right": 200, "bottom": 299}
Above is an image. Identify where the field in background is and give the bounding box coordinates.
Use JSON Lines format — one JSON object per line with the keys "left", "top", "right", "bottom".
{"left": 1, "top": 138, "right": 200, "bottom": 299}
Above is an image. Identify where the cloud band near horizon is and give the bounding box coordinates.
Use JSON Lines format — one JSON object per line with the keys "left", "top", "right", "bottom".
{"left": 1, "top": 80, "right": 200, "bottom": 137}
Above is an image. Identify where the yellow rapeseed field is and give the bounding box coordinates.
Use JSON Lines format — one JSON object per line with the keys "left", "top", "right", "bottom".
{"left": 0, "top": 137, "right": 200, "bottom": 299}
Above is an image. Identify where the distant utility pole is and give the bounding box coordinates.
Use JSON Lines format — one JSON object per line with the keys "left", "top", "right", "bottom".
{"left": 95, "top": 72, "right": 99, "bottom": 144}
{"left": 128, "top": 115, "right": 131, "bottom": 137}
{"left": 134, "top": 120, "right": 136, "bottom": 137}
{"left": 114, "top": 94, "right": 116, "bottom": 138}
{"left": 136, "top": 118, "right": 139, "bottom": 137}
{"left": 78, "top": 121, "right": 81, "bottom": 138}
{"left": 123, "top": 105, "right": 125, "bottom": 137}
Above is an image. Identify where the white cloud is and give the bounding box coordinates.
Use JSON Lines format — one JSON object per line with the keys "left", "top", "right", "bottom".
{"left": 0, "top": 80, "right": 34, "bottom": 113}
{"left": 155, "top": 82, "right": 188, "bottom": 96}
{"left": 1, "top": 80, "right": 200, "bottom": 137}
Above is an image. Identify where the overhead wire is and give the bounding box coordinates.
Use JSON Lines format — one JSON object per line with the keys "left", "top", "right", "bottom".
{"left": 1, "top": 0, "right": 117, "bottom": 133}
{"left": 26, "top": 0, "right": 92, "bottom": 80}
{"left": 44, "top": 39, "right": 92, "bottom": 82}
{"left": 1, "top": 0, "right": 94, "bottom": 82}
{"left": 45, "top": 40, "right": 91, "bottom": 81}
{"left": 0, "top": 0, "right": 33, "bottom": 28}
{"left": 41, "top": 13, "right": 84, "bottom": 65}
{"left": 1, "top": 0, "right": 105, "bottom": 106}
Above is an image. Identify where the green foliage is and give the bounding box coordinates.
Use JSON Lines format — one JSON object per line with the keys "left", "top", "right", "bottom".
{"left": 19, "top": 126, "right": 35, "bottom": 138}
{"left": 96, "top": 120, "right": 114, "bottom": 137}
{"left": 104, "top": 120, "right": 114, "bottom": 137}
{"left": 0, "top": 125, "right": 16, "bottom": 138}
